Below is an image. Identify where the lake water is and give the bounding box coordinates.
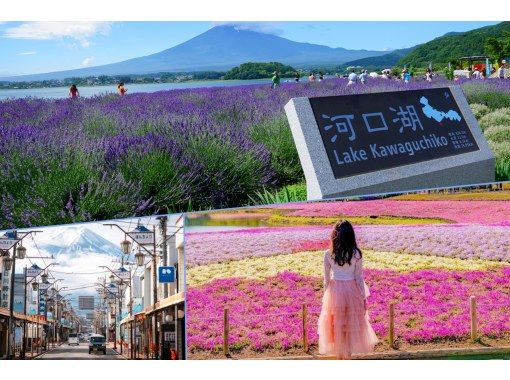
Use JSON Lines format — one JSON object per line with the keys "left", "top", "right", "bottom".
{"left": 185, "top": 214, "right": 269, "bottom": 233}
{"left": 0, "top": 78, "right": 278, "bottom": 100}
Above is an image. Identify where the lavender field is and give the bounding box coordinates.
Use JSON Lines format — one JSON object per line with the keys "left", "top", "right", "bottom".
{"left": 1, "top": 77, "right": 510, "bottom": 228}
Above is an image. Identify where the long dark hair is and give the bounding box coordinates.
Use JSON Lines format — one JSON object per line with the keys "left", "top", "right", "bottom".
{"left": 330, "top": 220, "right": 361, "bottom": 266}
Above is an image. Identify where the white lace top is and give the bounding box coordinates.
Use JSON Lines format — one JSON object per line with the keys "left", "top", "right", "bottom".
{"left": 323, "top": 249, "right": 368, "bottom": 299}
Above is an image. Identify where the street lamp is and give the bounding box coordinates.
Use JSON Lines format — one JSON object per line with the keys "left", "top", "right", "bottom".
{"left": 109, "top": 273, "right": 115, "bottom": 283}
{"left": 2, "top": 255, "right": 13, "bottom": 271}
{"left": 120, "top": 239, "right": 132, "bottom": 255}
{"left": 134, "top": 250, "right": 145, "bottom": 267}
{"left": 16, "top": 245, "right": 26, "bottom": 259}
{"left": 32, "top": 282, "right": 39, "bottom": 291}
{"left": 41, "top": 272, "right": 48, "bottom": 283}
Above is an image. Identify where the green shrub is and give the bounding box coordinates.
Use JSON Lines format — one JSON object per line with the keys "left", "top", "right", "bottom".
{"left": 479, "top": 108, "right": 510, "bottom": 131}
{"left": 74, "top": 173, "right": 142, "bottom": 221}
{"left": 488, "top": 140, "right": 510, "bottom": 181}
{"left": 469, "top": 103, "right": 490, "bottom": 120}
{"left": 17, "top": 154, "right": 100, "bottom": 226}
{"left": 183, "top": 135, "right": 271, "bottom": 209}
{"left": 484, "top": 125, "right": 510, "bottom": 143}
{"left": 249, "top": 117, "right": 304, "bottom": 185}
{"left": 276, "top": 182, "right": 307, "bottom": 201}
{"left": 249, "top": 182, "right": 307, "bottom": 205}
{"left": 463, "top": 84, "right": 510, "bottom": 110}
{"left": 119, "top": 150, "right": 186, "bottom": 213}
{"left": 83, "top": 111, "right": 118, "bottom": 137}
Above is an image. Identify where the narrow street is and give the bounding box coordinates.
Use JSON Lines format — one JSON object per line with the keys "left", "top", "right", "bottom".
{"left": 35, "top": 343, "right": 122, "bottom": 360}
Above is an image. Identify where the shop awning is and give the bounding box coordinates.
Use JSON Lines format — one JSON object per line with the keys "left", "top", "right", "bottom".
{"left": 145, "top": 292, "right": 185, "bottom": 316}
{"left": 120, "top": 292, "right": 185, "bottom": 324}
{"left": 0, "top": 307, "right": 10, "bottom": 318}
{"left": 0, "top": 308, "right": 48, "bottom": 325}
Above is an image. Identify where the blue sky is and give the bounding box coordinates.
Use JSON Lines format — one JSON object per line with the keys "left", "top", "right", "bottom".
{"left": 0, "top": 21, "right": 498, "bottom": 76}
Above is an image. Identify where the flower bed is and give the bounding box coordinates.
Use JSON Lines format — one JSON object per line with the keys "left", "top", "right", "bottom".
{"left": 274, "top": 200, "right": 510, "bottom": 224}
{"left": 187, "top": 249, "right": 510, "bottom": 286}
{"left": 186, "top": 224, "right": 510, "bottom": 267}
{"left": 187, "top": 268, "right": 510, "bottom": 354}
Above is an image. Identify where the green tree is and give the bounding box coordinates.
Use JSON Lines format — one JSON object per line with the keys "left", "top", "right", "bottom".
{"left": 485, "top": 34, "right": 510, "bottom": 64}
{"left": 224, "top": 62, "right": 296, "bottom": 80}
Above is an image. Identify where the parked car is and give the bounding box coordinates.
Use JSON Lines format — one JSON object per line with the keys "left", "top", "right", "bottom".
{"left": 88, "top": 334, "right": 106, "bottom": 355}
{"left": 68, "top": 333, "right": 79, "bottom": 346}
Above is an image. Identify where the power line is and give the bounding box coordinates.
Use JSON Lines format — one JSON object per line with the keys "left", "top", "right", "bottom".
{"left": 58, "top": 284, "right": 97, "bottom": 292}
{"left": 50, "top": 270, "right": 109, "bottom": 275}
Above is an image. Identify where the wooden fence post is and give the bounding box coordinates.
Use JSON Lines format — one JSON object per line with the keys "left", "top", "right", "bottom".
{"left": 389, "top": 302, "right": 395, "bottom": 349}
{"left": 302, "top": 304, "right": 308, "bottom": 353}
{"left": 223, "top": 308, "right": 229, "bottom": 356}
{"left": 470, "top": 296, "right": 477, "bottom": 342}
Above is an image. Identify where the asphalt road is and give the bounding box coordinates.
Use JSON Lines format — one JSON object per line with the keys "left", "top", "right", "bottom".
{"left": 36, "top": 343, "right": 123, "bottom": 360}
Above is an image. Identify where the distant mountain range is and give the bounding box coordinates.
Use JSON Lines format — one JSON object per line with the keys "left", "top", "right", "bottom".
{"left": 1, "top": 25, "right": 389, "bottom": 82}
{"left": 341, "top": 47, "right": 416, "bottom": 69}
{"left": 397, "top": 22, "right": 510, "bottom": 67}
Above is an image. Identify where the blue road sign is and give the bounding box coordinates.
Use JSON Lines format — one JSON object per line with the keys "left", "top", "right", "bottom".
{"left": 158, "top": 266, "right": 175, "bottom": 283}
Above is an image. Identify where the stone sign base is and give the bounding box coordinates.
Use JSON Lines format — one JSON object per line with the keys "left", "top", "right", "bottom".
{"left": 319, "top": 159, "right": 495, "bottom": 199}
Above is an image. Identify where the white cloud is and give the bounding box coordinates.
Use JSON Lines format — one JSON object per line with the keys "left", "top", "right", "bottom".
{"left": 17, "top": 51, "right": 37, "bottom": 56}
{"left": 82, "top": 56, "right": 95, "bottom": 67}
{"left": 3, "top": 22, "right": 112, "bottom": 48}
{"left": 213, "top": 22, "right": 284, "bottom": 36}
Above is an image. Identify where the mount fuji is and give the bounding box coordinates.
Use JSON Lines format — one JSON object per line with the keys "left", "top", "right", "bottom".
{"left": 38, "top": 226, "right": 122, "bottom": 257}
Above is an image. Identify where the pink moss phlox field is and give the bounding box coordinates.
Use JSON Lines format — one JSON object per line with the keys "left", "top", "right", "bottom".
{"left": 295, "top": 224, "right": 510, "bottom": 262}
{"left": 275, "top": 200, "right": 510, "bottom": 224}
{"left": 187, "top": 268, "right": 510, "bottom": 352}
{"left": 186, "top": 224, "right": 510, "bottom": 267}
{"left": 186, "top": 226, "right": 330, "bottom": 267}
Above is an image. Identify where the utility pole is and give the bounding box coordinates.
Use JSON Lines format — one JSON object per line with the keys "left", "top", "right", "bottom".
{"left": 152, "top": 225, "right": 158, "bottom": 359}
{"left": 6, "top": 242, "right": 18, "bottom": 359}
{"left": 158, "top": 216, "right": 168, "bottom": 299}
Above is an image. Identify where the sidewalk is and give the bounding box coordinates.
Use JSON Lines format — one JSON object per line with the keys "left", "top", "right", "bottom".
{"left": 108, "top": 342, "right": 147, "bottom": 360}
{"left": 18, "top": 342, "right": 63, "bottom": 360}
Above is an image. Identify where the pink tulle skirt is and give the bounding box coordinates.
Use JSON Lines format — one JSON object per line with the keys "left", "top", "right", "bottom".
{"left": 317, "top": 279, "right": 379, "bottom": 358}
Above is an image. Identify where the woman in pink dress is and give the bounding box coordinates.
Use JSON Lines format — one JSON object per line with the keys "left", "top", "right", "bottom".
{"left": 317, "top": 220, "right": 378, "bottom": 359}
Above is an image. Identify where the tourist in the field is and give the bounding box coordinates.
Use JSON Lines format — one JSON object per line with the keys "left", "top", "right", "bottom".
{"left": 499, "top": 64, "right": 506, "bottom": 79}
{"left": 359, "top": 70, "right": 368, "bottom": 84}
{"left": 271, "top": 71, "right": 281, "bottom": 89}
{"left": 426, "top": 67, "right": 433, "bottom": 82}
{"left": 68, "top": 84, "right": 79, "bottom": 98}
{"left": 294, "top": 71, "right": 300, "bottom": 82}
{"left": 347, "top": 70, "right": 357, "bottom": 85}
{"left": 317, "top": 220, "right": 378, "bottom": 359}
{"left": 117, "top": 82, "right": 128, "bottom": 95}
{"left": 309, "top": 72, "right": 316, "bottom": 82}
